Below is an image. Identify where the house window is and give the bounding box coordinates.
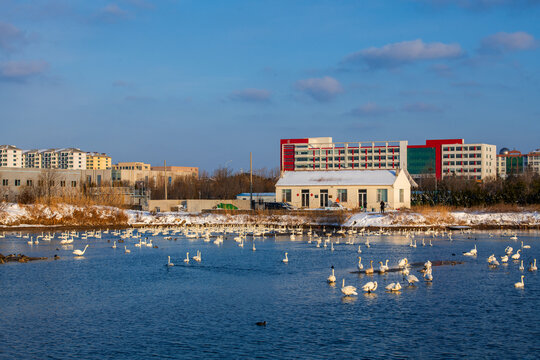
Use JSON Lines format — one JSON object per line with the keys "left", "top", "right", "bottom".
{"left": 60, "top": 181, "right": 66, "bottom": 187}
{"left": 15, "top": 179, "right": 21, "bottom": 186}
{"left": 71, "top": 181, "right": 77, "bottom": 187}
{"left": 399, "top": 189, "right": 404, "bottom": 203}
{"left": 2, "top": 179, "right": 7, "bottom": 186}
{"left": 337, "top": 189, "right": 347, "bottom": 202}
{"left": 49, "top": 181, "right": 55, "bottom": 186}
{"left": 282, "top": 189, "right": 292, "bottom": 202}
{"left": 377, "top": 189, "right": 388, "bottom": 202}
{"left": 27, "top": 180, "right": 33, "bottom": 186}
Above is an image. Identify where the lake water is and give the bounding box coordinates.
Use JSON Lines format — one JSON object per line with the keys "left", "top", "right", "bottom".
{"left": 1, "top": 229, "right": 539, "bottom": 359}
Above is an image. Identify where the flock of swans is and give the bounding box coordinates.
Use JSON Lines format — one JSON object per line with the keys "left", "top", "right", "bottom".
{"left": 11, "top": 225, "right": 537, "bottom": 293}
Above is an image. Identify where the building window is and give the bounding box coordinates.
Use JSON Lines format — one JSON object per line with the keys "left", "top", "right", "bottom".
{"left": 15, "top": 179, "right": 21, "bottom": 186}
{"left": 27, "top": 180, "right": 33, "bottom": 186}
{"left": 337, "top": 189, "right": 347, "bottom": 202}
{"left": 377, "top": 189, "right": 388, "bottom": 202}
{"left": 2, "top": 179, "right": 7, "bottom": 186}
{"left": 71, "top": 181, "right": 77, "bottom": 187}
{"left": 282, "top": 189, "right": 292, "bottom": 202}
{"left": 399, "top": 189, "right": 404, "bottom": 203}
{"left": 60, "top": 181, "right": 66, "bottom": 187}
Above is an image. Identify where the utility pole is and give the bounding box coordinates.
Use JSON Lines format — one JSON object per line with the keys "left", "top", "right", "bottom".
{"left": 164, "top": 159, "right": 168, "bottom": 201}
{"left": 250, "top": 152, "right": 253, "bottom": 210}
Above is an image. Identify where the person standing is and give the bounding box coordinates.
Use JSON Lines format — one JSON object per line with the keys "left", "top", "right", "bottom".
{"left": 380, "top": 201, "right": 385, "bottom": 214}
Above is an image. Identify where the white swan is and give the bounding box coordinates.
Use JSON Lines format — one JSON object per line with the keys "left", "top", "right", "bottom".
{"left": 510, "top": 235, "right": 518, "bottom": 241}
{"left": 514, "top": 275, "right": 524, "bottom": 288}
{"left": 327, "top": 266, "right": 336, "bottom": 283}
{"left": 365, "top": 260, "right": 374, "bottom": 275}
{"left": 501, "top": 255, "right": 509, "bottom": 263}
{"left": 521, "top": 241, "right": 531, "bottom": 249}
{"left": 112, "top": 241, "right": 117, "bottom": 249}
{"left": 424, "top": 269, "right": 433, "bottom": 281}
{"left": 252, "top": 241, "right": 256, "bottom": 251}
{"left": 429, "top": 239, "right": 433, "bottom": 246}
{"left": 511, "top": 249, "right": 521, "bottom": 260}
{"left": 184, "top": 252, "right": 190, "bottom": 263}
{"left": 519, "top": 260, "right": 524, "bottom": 271}
{"left": 362, "top": 281, "right": 378, "bottom": 293}
{"left": 282, "top": 252, "right": 289, "bottom": 263}
{"left": 73, "top": 245, "right": 89, "bottom": 256}
{"left": 487, "top": 254, "right": 496, "bottom": 263}
{"left": 357, "top": 257, "right": 363, "bottom": 271}
{"left": 357, "top": 245, "right": 362, "bottom": 253}
{"left": 529, "top": 259, "right": 537, "bottom": 271}
{"left": 505, "top": 246, "right": 513, "bottom": 255}
{"left": 407, "top": 275, "right": 419, "bottom": 285}
{"left": 463, "top": 244, "right": 477, "bottom": 256}
{"left": 167, "top": 256, "right": 174, "bottom": 267}
{"left": 193, "top": 250, "right": 201, "bottom": 262}
{"left": 124, "top": 246, "right": 130, "bottom": 253}
{"left": 341, "top": 279, "right": 358, "bottom": 296}
{"left": 385, "top": 282, "right": 401, "bottom": 292}
{"left": 398, "top": 258, "right": 408, "bottom": 268}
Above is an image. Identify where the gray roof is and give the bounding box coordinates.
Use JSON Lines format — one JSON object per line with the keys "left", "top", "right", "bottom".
{"left": 276, "top": 170, "right": 399, "bottom": 187}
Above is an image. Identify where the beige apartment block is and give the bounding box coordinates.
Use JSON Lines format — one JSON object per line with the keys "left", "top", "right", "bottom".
{"left": 275, "top": 169, "right": 412, "bottom": 211}
{"left": 113, "top": 162, "right": 151, "bottom": 171}
{"left": 0, "top": 145, "right": 23, "bottom": 168}
{"left": 86, "top": 152, "right": 112, "bottom": 170}
{"left": 441, "top": 143, "right": 496, "bottom": 180}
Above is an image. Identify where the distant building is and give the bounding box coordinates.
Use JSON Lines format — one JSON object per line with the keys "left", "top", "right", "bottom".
{"left": 113, "top": 162, "right": 151, "bottom": 171}
{"left": 280, "top": 137, "right": 408, "bottom": 172}
{"left": 86, "top": 152, "right": 112, "bottom": 170}
{"left": 275, "top": 169, "right": 412, "bottom": 210}
{"left": 112, "top": 164, "right": 198, "bottom": 186}
{"left": 0, "top": 145, "right": 23, "bottom": 168}
{"left": 407, "top": 139, "right": 496, "bottom": 180}
{"left": 496, "top": 147, "right": 540, "bottom": 178}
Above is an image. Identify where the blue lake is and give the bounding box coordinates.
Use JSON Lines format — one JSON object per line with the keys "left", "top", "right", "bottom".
{"left": 1, "top": 229, "right": 539, "bottom": 359}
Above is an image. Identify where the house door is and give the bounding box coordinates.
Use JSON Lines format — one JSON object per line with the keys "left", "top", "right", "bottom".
{"left": 301, "top": 189, "right": 310, "bottom": 207}
{"left": 358, "top": 189, "right": 367, "bottom": 210}
{"left": 320, "top": 189, "right": 328, "bottom": 207}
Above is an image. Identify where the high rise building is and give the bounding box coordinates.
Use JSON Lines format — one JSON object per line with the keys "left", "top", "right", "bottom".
{"left": 86, "top": 152, "right": 112, "bottom": 170}
{"left": 280, "top": 137, "right": 408, "bottom": 172}
{"left": 0, "top": 145, "right": 23, "bottom": 168}
{"left": 407, "top": 139, "right": 496, "bottom": 180}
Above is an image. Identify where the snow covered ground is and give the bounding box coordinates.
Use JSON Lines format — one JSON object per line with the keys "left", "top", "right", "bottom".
{"left": 1, "top": 202, "right": 539, "bottom": 228}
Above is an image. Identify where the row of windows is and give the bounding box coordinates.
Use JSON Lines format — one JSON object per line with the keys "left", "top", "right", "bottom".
{"left": 281, "top": 188, "right": 404, "bottom": 205}
{"left": 443, "top": 161, "right": 482, "bottom": 166}
{"left": 296, "top": 156, "right": 400, "bottom": 161}
{"left": 295, "top": 148, "right": 400, "bottom": 155}
{"left": 443, "top": 146, "right": 488, "bottom": 152}
{"left": 296, "top": 163, "right": 397, "bottom": 169}
{"left": 1, "top": 179, "right": 78, "bottom": 187}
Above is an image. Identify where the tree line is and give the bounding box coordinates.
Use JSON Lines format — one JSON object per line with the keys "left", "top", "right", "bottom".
{"left": 413, "top": 172, "right": 540, "bottom": 207}
{"left": 148, "top": 167, "right": 279, "bottom": 200}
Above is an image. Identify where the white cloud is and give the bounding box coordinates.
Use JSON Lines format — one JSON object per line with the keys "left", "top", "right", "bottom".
{"left": 295, "top": 76, "right": 343, "bottom": 102}
{"left": 344, "top": 39, "right": 464, "bottom": 68}
{"left": 480, "top": 31, "right": 537, "bottom": 53}
{"left": 0, "top": 60, "right": 48, "bottom": 81}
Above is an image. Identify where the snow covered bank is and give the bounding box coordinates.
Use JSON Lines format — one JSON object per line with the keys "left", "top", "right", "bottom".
{"left": 1, "top": 202, "right": 539, "bottom": 228}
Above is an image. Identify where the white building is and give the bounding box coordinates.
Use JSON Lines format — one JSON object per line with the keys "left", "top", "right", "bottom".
{"left": 275, "top": 169, "right": 412, "bottom": 210}
{"left": 22, "top": 148, "right": 87, "bottom": 170}
{"left": 280, "top": 137, "right": 408, "bottom": 172}
{"left": 527, "top": 149, "right": 540, "bottom": 175}
{"left": 441, "top": 143, "right": 496, "bottom": 180}
{"left": 0, "top": 145, "right": 23, "bottom": 168}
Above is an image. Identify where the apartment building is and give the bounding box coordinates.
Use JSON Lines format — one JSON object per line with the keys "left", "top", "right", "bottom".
{"left": 280, "top": 137, "right": 408, "bottom": 172}
{"left": 0, "top": 145, "right": 23, "bottom": 168}
{"left": 406, "top": 139, "right": 496, "bottom": 180}
{"left": 441, "top": 143, "right": 496, "bottom": 180}
{"left": 113, "top": 162, "right": 151, "bottom": 171}
{"left": 86, "top": 152, "right": 112, "bottom": 170}
{"left": 496, "top": 148, "right": 540, "bottom": 178}
{"left": 23, "top": 149, "right": 43, "bottom": 168}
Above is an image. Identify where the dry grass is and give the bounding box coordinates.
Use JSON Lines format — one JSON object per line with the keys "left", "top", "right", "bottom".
{"left": 3, "top": 203, "right": 128, "bottom": 227}
{"left": 34, "top": 191, "right": 125, "bottom": 208}
{"left": 411, "top": 203, "right": 540, "bottom": 214}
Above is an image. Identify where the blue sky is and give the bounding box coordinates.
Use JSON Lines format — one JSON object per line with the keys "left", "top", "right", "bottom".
{"left": 1, "top": 0, "right": 539, "bottom": 171}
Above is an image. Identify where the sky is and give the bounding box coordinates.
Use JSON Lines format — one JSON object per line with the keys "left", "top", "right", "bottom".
{"left": 1, "top": 0, "right": 539, "bottom": 172}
